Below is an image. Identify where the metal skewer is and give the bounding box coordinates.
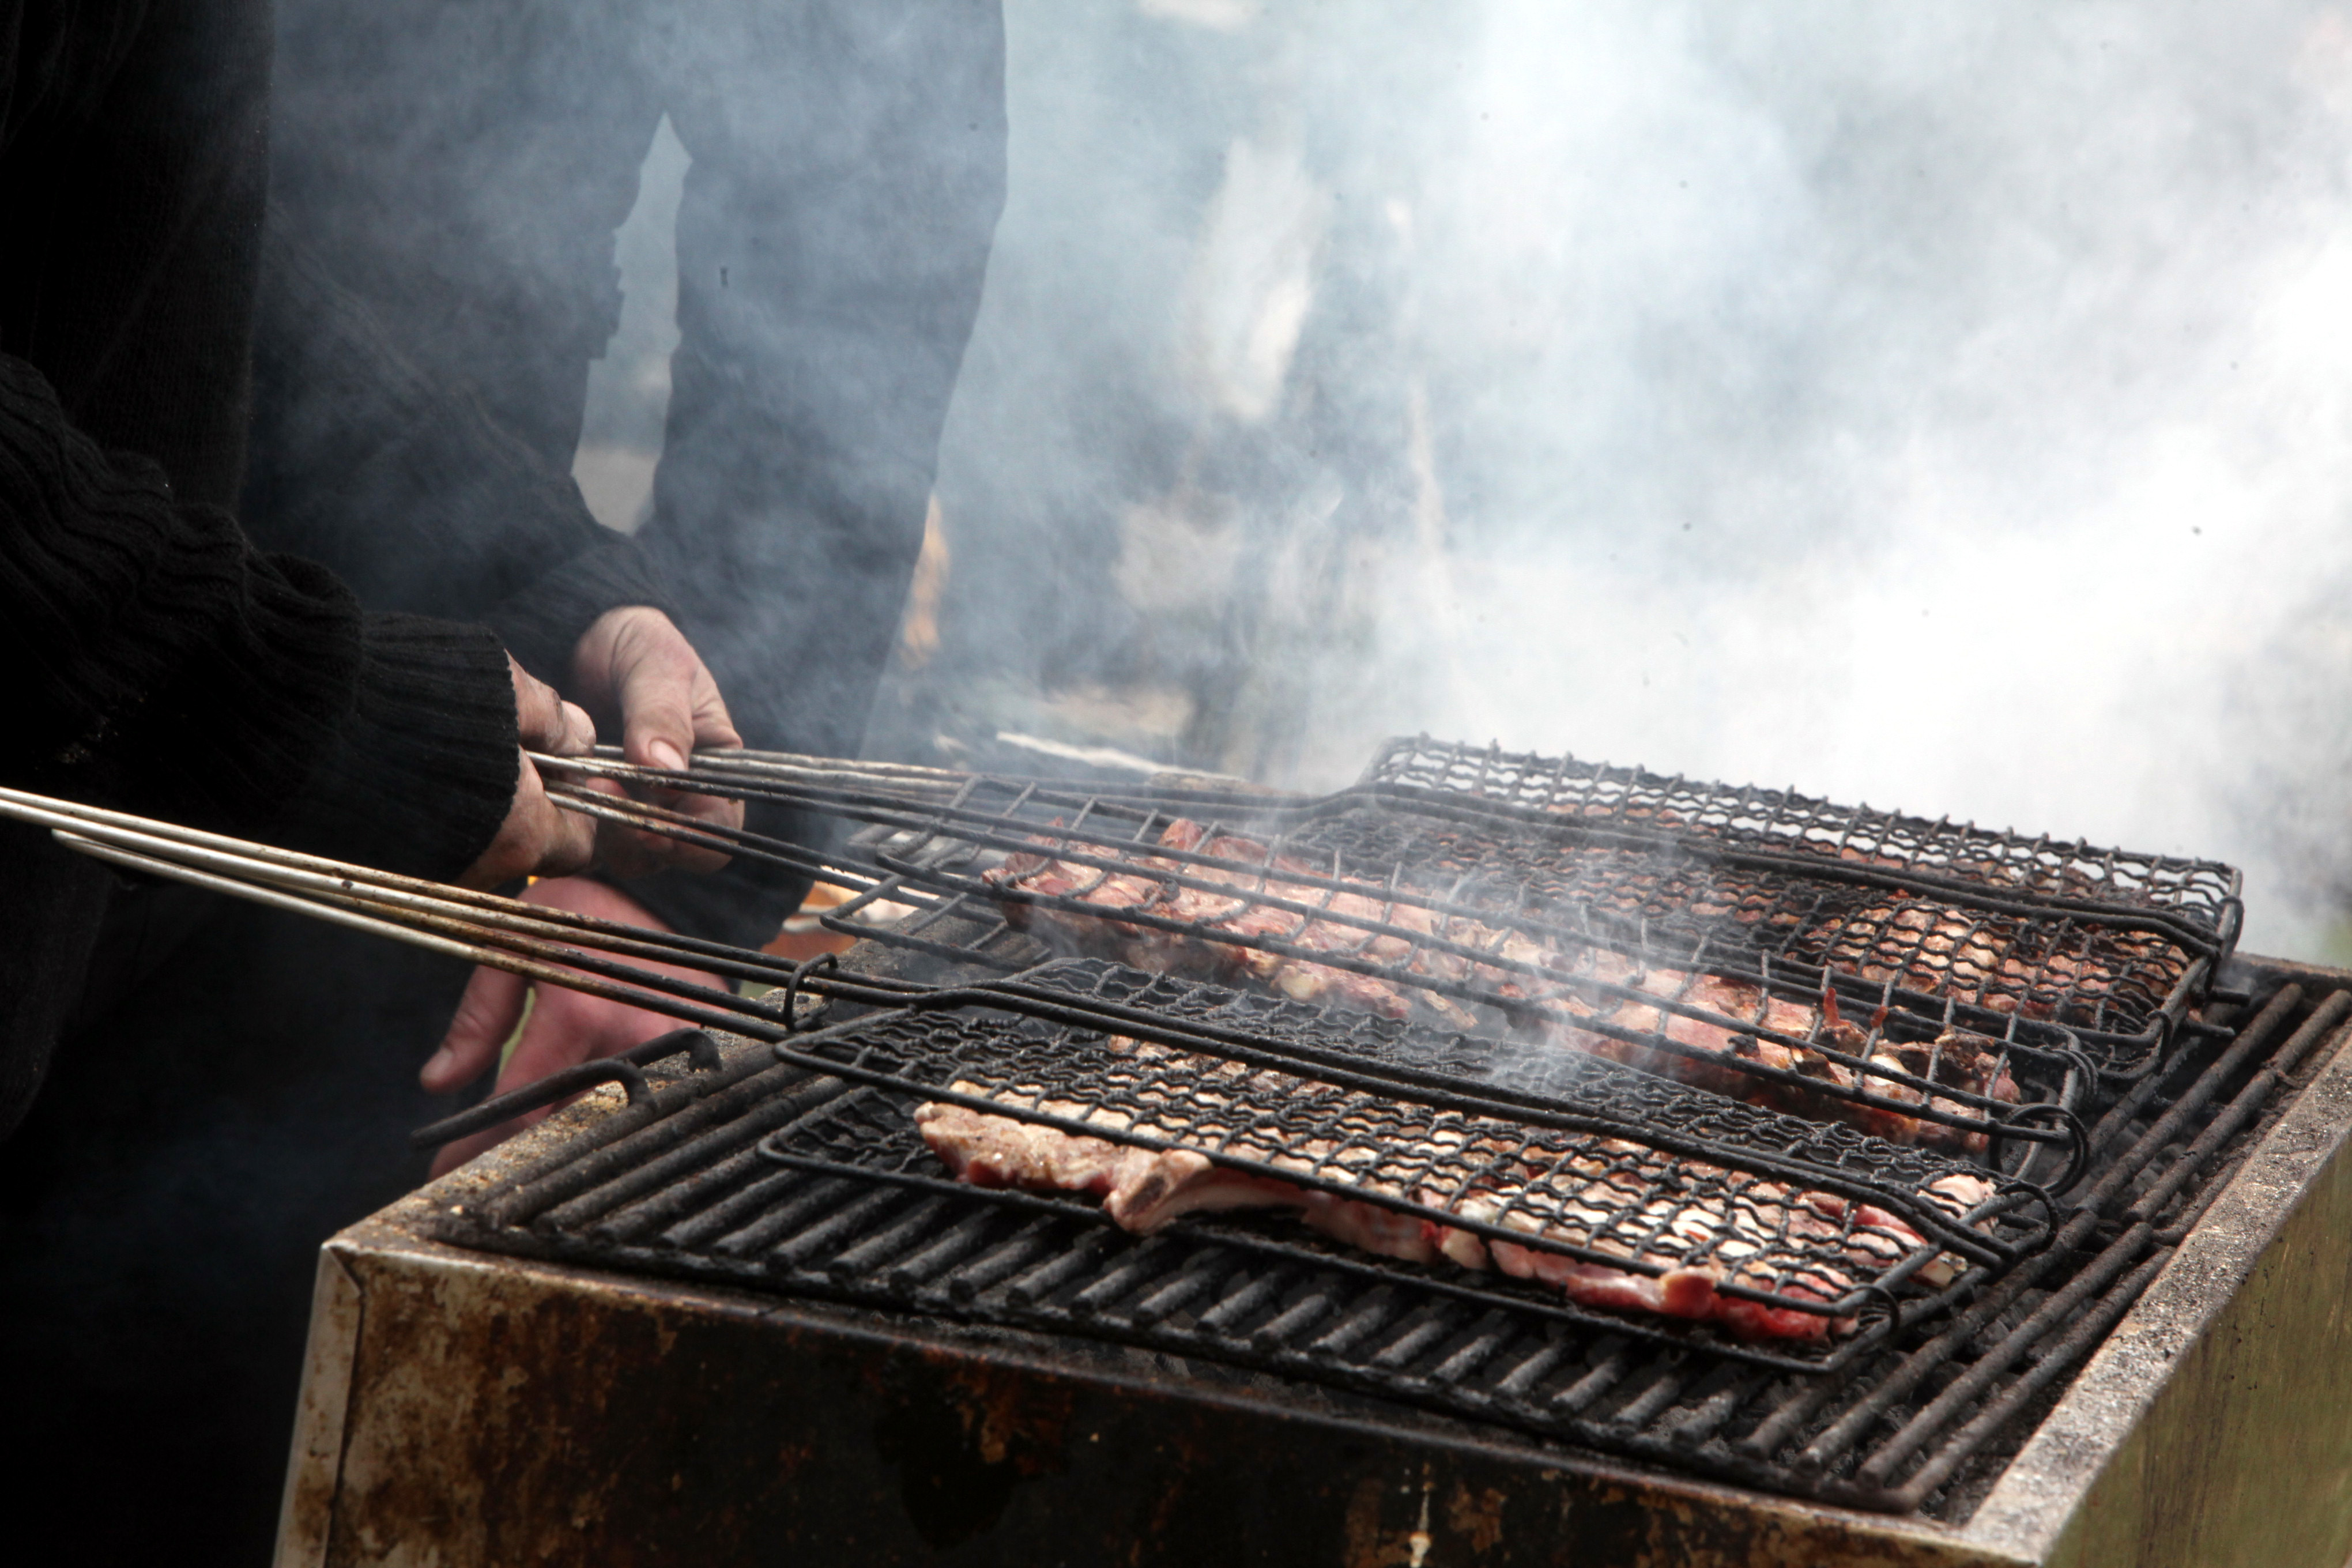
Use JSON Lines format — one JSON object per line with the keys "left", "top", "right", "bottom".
{"left": 0, "top": 784, "right": 905, "bottom": 1003}
{"left": 541, "top": 778, "right": 885, "bottom": 887}
{"left": 529, "top": 746, "right": 1289, "bottom": 814}
{"left": 58, "top": 830, "right": 781, "bottom": 1036}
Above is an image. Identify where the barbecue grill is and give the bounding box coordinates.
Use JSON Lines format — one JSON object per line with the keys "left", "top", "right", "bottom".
{"left": 272, "top": 949, "right": 2352, "bottom": 1565}
{"left": 126, "top": 738, "right": 2306, "bottom": 1564}
{"left": 5, "top": 739, "right": 2322, "bottom": 1563}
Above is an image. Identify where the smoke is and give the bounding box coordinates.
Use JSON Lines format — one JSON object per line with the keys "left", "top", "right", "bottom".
{"left": 843, "top": 1, "right": 2352, "bottom": 960}
{"left": 574, "top": 116, "right": 689, "bottom": 534}
{"left": 549, "top": 3, "right": 2352, "bottom": 958}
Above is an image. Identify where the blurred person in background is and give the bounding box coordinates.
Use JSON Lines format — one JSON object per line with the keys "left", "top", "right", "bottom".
{"left": 253, "top": 0, "right": 1008, "bottom": 1140}
{"left": 0, "top": 0, "right": 1006, "bottom": 1561}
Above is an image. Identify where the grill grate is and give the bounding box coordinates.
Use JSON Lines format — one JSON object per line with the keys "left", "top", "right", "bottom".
{"left": 409, "top": 737, "right": 2278, "bottom": 1516}
{"left": 1275, "top": 798, "right": 2202, "bottom": 1057}
{"left": 787, "top": 766, "right": 2232, "bottom": 1141}
{"left": 535, "top": 737, "right": 2238, "bottom": 1088}
{"left": 426, "top": 965, "right": 2347, "bottom": 1516}
{"left": 1358, "top": 738, "right": 2241, "bottom": 1043}
{"left": 763, "top": 959, "right": 2041, "bottom": 1336}
{"left": 1362, "top": 737, "right": 2240, "bottom": 925}
{"left": 830, "top": 840, "right": 2098, "bottom": 1156}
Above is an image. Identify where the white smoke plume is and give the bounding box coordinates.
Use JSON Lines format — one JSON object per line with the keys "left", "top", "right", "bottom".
{"left": 585, "top": 2, "right": 2352, "bottom": 959}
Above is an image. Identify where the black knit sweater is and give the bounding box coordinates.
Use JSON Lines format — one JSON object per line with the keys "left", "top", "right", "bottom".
{"left": 1, "top": 0, "right": 524, "bottom": 869}
{"left": 0, "top": 0, "right": 525, "bottom": 1131}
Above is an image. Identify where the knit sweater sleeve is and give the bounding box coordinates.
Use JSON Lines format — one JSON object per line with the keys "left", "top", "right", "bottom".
{"left": 0, "top": 353, "right": 518, "bottom": 878}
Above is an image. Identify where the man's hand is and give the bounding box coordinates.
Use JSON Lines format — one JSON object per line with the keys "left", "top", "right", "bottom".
{"left": 420, "top": 876, "right": 722, "bottom": 1175}
{"left": 570, "top": 606, "right": 745, "bottom": 876}
{"left": 455, "top": 657, "right": 600, "bottom": 889}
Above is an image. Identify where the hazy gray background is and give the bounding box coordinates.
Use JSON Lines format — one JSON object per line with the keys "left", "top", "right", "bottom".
{"left": 576, "top": 1, "right": 2352, "bottom": 959}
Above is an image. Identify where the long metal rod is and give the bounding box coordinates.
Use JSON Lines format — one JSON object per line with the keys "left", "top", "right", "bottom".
{"left": 545, "top": 779, "right": 884, "bottom": 888}
{"left": 61, "top": 835, "right": 785, "bottom": 1039}
{"left": 0, "top": 784, "right": 895, "bottom": 991}
{"left": 557, "top": 745, "right": 1274, "bottom": 808}
{"left": 13, "top": 816, "right": 933, "bottom": 1036}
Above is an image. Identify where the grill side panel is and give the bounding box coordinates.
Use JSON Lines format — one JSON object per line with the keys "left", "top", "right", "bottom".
{"left": 1974, "top": 983, "right": 2352, "bottom": 1568}
{"left": 284, "top": 1216, "right": 2006, "bottom": 1568}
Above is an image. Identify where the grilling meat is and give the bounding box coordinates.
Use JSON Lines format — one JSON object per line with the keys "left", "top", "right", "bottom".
{"left": 986, "top": 820, "right": 2016, "bottom": 1151}
{"left": 915, "top": 1052, "right": 1993, "bottom": 1343}
{"left": 1803, "top": 896, "right": 2178, "bottom": 1027}
{"left": 1198, "top": 801, "right": 2179, "bottom": 1031}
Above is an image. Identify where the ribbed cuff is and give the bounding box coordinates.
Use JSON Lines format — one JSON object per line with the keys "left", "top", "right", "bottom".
{"left": 277, "top": 613, "right": 518, "bottom": 879}
{"left": 484, "top": 532, "right": 682, "bottom": 688}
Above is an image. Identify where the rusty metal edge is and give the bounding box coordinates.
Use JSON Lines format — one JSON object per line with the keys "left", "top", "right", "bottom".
{"left": 1957, "top": 954, "right": 2352, "bottom": 1563}
{"left": 269, "top": 1085, "right": 639, "bottom": 1568}
{"left": 273, "top": 1245, "right": 365, "bottom": 1567}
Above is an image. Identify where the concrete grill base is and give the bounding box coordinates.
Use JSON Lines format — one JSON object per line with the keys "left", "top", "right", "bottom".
{"left": 274, "top": 958, "right": 2352, "bottom": 1567}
